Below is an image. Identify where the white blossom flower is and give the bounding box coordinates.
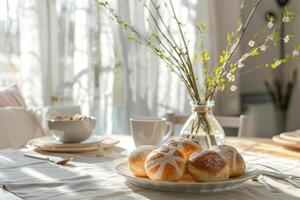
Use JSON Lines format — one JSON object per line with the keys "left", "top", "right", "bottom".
{"left": 237, "top": 62, "right": 244, "bottom": 69}
{"left": 248, "top": 40, "right": 255, "bottom": 47}
{"left": 283, "top": 16, "right": 290, "bottom": 23}
{"left": 226, "top": 73, "right": 235, "bottom": 82}
{"left": 230, "top": 85, "right": 237, "bottom": 92}
{"left": 274, "top": 60, "right": 282, "bottom": 68}
{"left": 284, "top": 35, "right": 290, "bottom": 43}
{"left": 260, "top": 44, "right": 267, "bottom": 52}
{"left": 293, "top": 50, "right": 299, "bottom": 57}
{"left": 267, "top": 21, "right": 274, "bottom": 29}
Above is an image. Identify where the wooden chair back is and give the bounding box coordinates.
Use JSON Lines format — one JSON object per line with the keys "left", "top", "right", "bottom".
{"left": 163, "top": 113, "right": 252, "bottom": 137}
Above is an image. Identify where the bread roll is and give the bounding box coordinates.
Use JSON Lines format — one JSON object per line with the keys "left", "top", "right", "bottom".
{"left": 163, "top": 137, "right": 202, "bottom": 159}
{"left": 128, "top": 145, "right": 156, "bottom": 177}
{"left": 210, "top": 145, "right": 246, "bottom": 177}
{"left": 188, "top": 150, "right": 230, "bottom": 182}
{"left": 145, "top": 146, "right": 186, "bottom": 181}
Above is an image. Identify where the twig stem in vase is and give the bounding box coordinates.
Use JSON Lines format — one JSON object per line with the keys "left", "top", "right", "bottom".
{"left": 97, "top": 0, "right": 300, "bottom": 146}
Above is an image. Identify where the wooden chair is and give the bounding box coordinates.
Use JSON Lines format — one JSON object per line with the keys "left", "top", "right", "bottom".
{"left": 163, "top": 113, "right": 252, "bottom": 137}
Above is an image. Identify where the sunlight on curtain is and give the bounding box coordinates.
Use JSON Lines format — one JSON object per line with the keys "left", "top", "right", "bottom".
{"left": 19, "top": 0, "right": 43, "bottom": 106}
{"left": 0, "top": 0, "right": 211, "bottom": 135}
{"left": 55, "top": 0, "right": 209, "bottom": 134}
{"left": 98, "top": 4, "right": 115, "bottom": 133}
{"left": 73, "top": 0, "right": 94, "bottom": 114}
{"left": 156, "top": 0, "right": 201, "bottom": 113}
{"left": 0, "top": 0, "right": 20, "bottom": 86}
{"left": 96, "top": 0, "right": 209, "bottom": 133}
{"left": 56, "top": 0, "right": 75, "bottom": 104}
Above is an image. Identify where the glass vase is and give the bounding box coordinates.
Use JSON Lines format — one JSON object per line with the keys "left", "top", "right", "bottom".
{"left": 180, "top": 101, "right": 225, "bottom": 149}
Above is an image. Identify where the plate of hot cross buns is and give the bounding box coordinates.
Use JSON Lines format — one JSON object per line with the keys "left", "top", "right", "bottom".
{"left": 115, "top": 137, "right": 257, "bottom": 192}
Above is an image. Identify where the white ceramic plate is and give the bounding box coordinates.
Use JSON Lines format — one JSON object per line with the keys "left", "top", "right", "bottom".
{"left": 29, "top": 145, "right": 99, "bottom": 153}
{"left": 273, "top": 135, "right": 300, "bottom": 150}
{"left": 115, "top": 161, "right": 257, "bottom": 193}
{"left": 28, "top": 136, "right": 119, "bottom": 153}
{"left": 280, "top": 130, "right": 300, "bottom": 143}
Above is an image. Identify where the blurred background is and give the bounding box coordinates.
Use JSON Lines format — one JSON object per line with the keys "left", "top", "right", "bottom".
{"left": 0, "top": 0, "right": 299, "bottom": 137}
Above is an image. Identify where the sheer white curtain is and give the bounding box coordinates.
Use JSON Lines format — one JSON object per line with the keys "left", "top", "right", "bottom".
{"left": 0, "top": 0, "right": 51, "bottom": 106}
{"left": 1, "top": 0, "right": 235, "bottom": 135}
{"left": 97, "top": 0, "right": 217, "bottom": 134}
{"left": 19, "top": 0, "right": 45, "bottom": 106}
{"left": 51, "top": 0, "right": 219, "bottom": 135}
{"left": 0, "top": 0, "right": 21, "bottom": 88}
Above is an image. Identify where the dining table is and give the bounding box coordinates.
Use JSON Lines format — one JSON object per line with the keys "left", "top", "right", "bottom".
{"left": 1, "top": 135, "right": 300, "bottom": 200}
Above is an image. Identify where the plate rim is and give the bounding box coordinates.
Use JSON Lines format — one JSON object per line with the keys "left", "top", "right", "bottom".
{"left": 28, "top": 135, "right": 103, "bottom": 147}
{"left": 27, "top": 136, "right": 120, "bottom": 153}
{"left": 28, "top": 136, "right": 119, "bottom": 148}
{"left": 273, "top": 135, "right": 300, "bottom": 149}
{"left": 280, "top": 131, "right": 300, "bottom": 143}
{"left": 114, "top": 161, "right": 258, "bottom": 187}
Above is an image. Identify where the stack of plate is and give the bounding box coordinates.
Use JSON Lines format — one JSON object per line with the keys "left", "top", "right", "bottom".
{"left": 272, "top": 130, "right": 300, "bottom": 150}
{"left": 27, "top": 135, "right": 119, "bottom": 153}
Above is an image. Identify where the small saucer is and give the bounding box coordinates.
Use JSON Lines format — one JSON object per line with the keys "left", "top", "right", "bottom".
{"left": 272, "top": 135, "right": 300, "bottom": 150}
{"left": 280, "top": 130, "right": 300, "bottom": 142}
{"left": 28, "top": 135, "right": 119, "bottom": 153}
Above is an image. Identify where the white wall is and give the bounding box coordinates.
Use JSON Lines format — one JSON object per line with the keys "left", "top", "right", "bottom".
{"left": 285, "top": 0, "right": 300, "bottom": 130}
{"left": 211, "top": 0, "right": 241, "bottom": 116}
{"left": 240, "top": 0, "right": 300, "bottom": 132}
{"left": 240, "top": 0, "right": 280, "bottom": 94}
{"left": 209, "top": 0, "right": 300, "bottom": 136}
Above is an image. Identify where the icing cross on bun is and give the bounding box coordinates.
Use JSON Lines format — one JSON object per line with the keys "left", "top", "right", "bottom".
{"left": 145, "top": 146, "right": 186, "bottom": 181}
{"left": 210, "top": 145, "right": 246, "bottom": 177}
{"left": 163, "top": 137, "right": 202, "bottom": 159}
{"left": 128, "top": 145, "right": 157, "bottom": 177}
{"left": 188, "top": 150, "right": 230, "bottom": 182}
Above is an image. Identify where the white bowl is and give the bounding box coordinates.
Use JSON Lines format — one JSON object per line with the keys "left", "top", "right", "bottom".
{"left": 47, "top": 117, "right": 96, "bottom": 143}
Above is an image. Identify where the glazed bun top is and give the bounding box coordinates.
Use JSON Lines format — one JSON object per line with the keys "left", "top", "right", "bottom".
{"left": 129, "top": 145, "right": 157, "bottom": 161}
{"left": 128, "top": 145, "right": 157, "bottom": 177}
{"left": 145, "top": 146, "right": 186, "bottom": 178}
{"left": 189, "top": 150, "right": 228, "bottom": 175}
{"left": 163, "top": 137, "right": 202, "bottom": 159}
{"left": 146, "top": 145, "right": 184, "bottom": 164}
{"left": 210, "top": 145, "right": 239, "bottom": 159}
{"left": 210, "top": 144, "right": 246, "bottom": 177}
{"left": 163, "top": 137, "right": 201, "bottom": 149}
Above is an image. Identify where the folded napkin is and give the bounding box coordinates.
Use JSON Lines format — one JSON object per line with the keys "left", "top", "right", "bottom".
{"left": 0, "top": 148, "right": 132, "bottom": 200}
{"left": 0, "top": 149, "right": 105, "bottom": 200}
{"left": 0, "top": 149, "right": 46, "bottom": 169}
{"left": 242, "top": 152, "right": 300, "bottom": 198}
{"left": 257, "top": 176, "right": 300, "bottom": 197}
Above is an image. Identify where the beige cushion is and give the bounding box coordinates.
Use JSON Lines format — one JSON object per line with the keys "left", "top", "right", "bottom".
{"left": 0, "top": 107, "right": 44, "bottom": 149}
{"left": 0, "top": 85, "right": 26, "bottom": 108}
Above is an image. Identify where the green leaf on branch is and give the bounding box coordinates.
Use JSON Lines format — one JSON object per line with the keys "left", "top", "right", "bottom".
{"left": 215, "top": 66, "right": 223, "bottom": 76}
{"left": 227, "top": 32, "right": 235, "bottom": 46}
{"left": 193, "top": 53, "right": 198, "bottom": 60}
{"left": 97, "top": 1, "right": 108, "bottom": 7}
{"left": 200, "top": 50, "right": 210, "bottom": 64}
{"left": 251, "top": 48, "right": 259, "bottom": 56}
{"left": 230, "top": 63, "right": 237, "bottom": 70}
{"left": 197, "top": 22, "right": 207, "bottom": 31}
{"left": 272, "top": 32, "right": 279, "bottom": 46}
{"left": 127, "top": 35, "right": 135, "bottom": 40}
{"left": 283, "top": 6, "right": 295, "bottom": 22}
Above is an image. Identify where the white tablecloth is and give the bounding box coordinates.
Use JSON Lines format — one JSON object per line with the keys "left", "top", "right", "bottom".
{"left": 0, "top": 137, "right": 300, "bottom": 200}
